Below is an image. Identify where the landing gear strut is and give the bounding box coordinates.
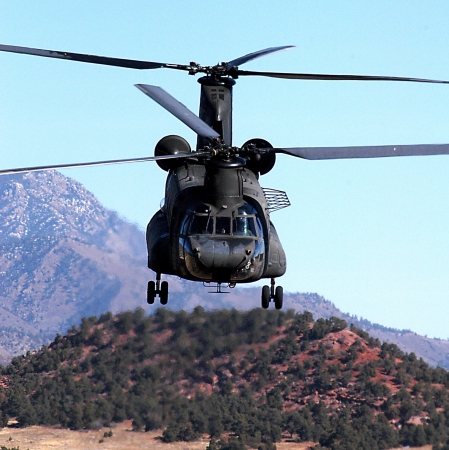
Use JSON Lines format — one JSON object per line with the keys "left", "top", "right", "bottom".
{"left": 147, "top": 273, "right": 169, "bottom": 305}
{"left": 261, "top": 278, "right": 283, "bottom": 310}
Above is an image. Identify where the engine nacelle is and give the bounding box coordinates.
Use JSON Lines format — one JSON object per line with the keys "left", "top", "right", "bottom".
{"left": 154, "top": 135, "right": 192, "bottom": 171}
{"left": 241, "top": 138, "right": 276, "bottom": 176}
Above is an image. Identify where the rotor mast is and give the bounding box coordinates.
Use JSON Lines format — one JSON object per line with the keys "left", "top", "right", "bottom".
{"left": 197, "top": 76, "right": 235, "bottom": 150}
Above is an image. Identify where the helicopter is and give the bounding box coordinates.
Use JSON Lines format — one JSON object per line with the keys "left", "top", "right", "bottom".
{"left": 1, "top": 44, "right": 449, "bottom": 310}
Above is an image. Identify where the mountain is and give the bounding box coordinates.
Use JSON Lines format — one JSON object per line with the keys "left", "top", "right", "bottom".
{"left": 1, "top": 170, "right": 449, "bottom": 371}
{"left": 1, "top": 308, "right": 449, "bottom": 449}
{"left": 0, "top": 171, "right": 150, "bottom": 363}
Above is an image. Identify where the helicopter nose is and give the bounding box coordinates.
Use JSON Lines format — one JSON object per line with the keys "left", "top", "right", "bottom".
{"left": 189, "top": 237, "right": 254, "bottom": 270}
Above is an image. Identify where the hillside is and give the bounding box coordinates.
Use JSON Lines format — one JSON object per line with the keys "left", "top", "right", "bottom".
{"left": 179, "top": 289, "right": 449, "bottom": 370}
{"left": 1, "top": 308, "right": 449, "bottom": 449}
{"left": 1, "top": 170, "right": 449, "bottom": 373}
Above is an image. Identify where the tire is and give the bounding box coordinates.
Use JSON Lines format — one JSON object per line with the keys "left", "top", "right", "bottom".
{"left": 274, "top": 285, "right": 283, "bottom": 310}
{"left": 160, "top": 281, "right": 169, "bottom": 305}
{"left": 147, "top": 281, "right": 156, "bottom": 304}
{"left": 261, "top": 285, "right": 270, "bottom": 309}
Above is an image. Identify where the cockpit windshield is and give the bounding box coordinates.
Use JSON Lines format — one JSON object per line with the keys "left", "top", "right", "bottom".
{"left": 235, "top": 203, "right": 263, "bottom": 237}
{"left": 233, "top": 216, "right": 256, "bottom": 236}
{"left": 216, "top": 217, "right": 231, "bottom": 235}
{"left": 186, "top": 203, "right": 263, "bottom": 238}
{"left": 189, "top": 214, "right": 214, "bottom": 234}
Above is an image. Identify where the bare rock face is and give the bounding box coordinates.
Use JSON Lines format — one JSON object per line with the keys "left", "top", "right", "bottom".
{"left": 0, "top": 171, "right": 150, "bottom": 364}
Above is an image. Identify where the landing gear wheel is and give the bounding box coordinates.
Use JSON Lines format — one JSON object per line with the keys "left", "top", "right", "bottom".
{"left": 274, "top": 286, "right": 283, "bottom": 310}
{"left": 261, "top": 285, "right": 270, "bottom": 309}
{"left": 160, "top": 281, "right": 169, "bottom": 305}
{"left": 147, "top": 281, "right": 156, "bottom": 304}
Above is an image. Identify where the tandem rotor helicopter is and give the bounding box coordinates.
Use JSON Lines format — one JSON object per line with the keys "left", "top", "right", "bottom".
{"left": 1, "top": 43, "right": 449, "bottom": 310}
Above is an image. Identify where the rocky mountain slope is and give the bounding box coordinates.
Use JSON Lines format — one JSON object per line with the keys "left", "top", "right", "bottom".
{"left": 0, "top": 170, "right": 448, "bottom": 371}
{"left": 0, "top": 171, "right": 150, "bottom": 363}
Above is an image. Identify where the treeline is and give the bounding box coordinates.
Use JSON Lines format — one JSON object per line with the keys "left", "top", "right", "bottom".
{"left": 0, "top": 308, "right": 449, "bottom": 449}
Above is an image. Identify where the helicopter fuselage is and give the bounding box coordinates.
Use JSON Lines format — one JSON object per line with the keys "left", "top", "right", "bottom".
{"left": 146, "top": 158, "right": 286, "bottom": 285}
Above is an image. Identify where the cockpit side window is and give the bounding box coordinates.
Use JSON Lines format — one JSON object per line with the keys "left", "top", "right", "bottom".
{"left": 256, "top": 217, "right": 263, "bottom": 237}
{"left": 180, "top": 215, "right": 190, "bottom": 235}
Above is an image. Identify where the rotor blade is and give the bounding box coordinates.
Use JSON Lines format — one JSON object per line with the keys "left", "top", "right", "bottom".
{"left": 0, "top": 43, "right": 192, "bottom": 71}
{"left": 272, "top": 143, "right": 449, "bottom": 160}
{"left": 0, "top": 152, "right": 210, "bottom": 176}
{"left": 225, "top": 45, "right": 295, "bottom": 69}
{"left": 236, "top": 69, "right": 449, "bottom": 84}
{"left": 135, "top": 84, "right": 221, "bottom": 139}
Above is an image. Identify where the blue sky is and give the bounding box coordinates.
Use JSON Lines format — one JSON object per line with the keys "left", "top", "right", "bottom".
{"left": 1, "top": 1, "right": 449, "bottom": 338}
